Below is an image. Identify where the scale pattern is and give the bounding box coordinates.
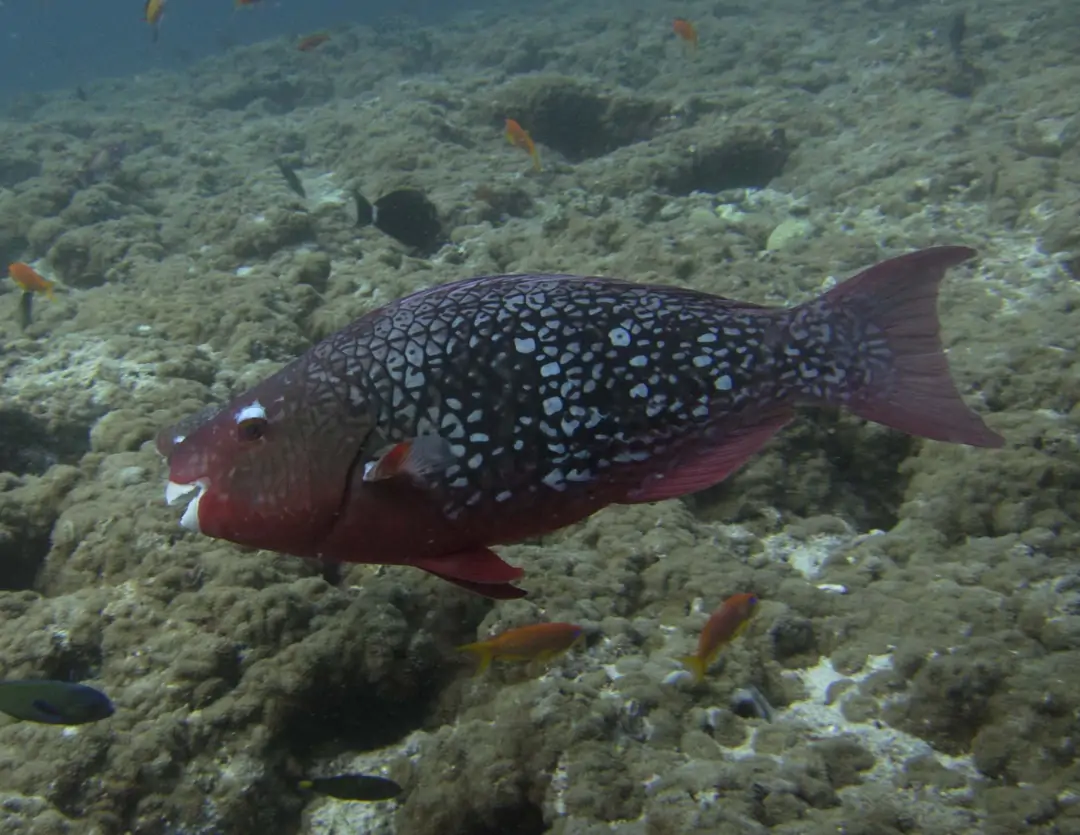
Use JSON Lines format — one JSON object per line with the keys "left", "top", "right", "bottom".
{"left": 305, "top": 274, "right": 851, "bottom": 516}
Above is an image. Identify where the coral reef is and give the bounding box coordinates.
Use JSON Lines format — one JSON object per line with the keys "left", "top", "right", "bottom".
{"left": 0, "top": 0, "right": 1078, "bottom": 832}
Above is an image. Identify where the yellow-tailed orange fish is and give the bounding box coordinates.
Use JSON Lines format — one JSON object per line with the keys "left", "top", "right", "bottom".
{"left": 679, "top": 593, "right": 758, "bottom": 682}
{"left": 458, "top": 622, "right": 583, "bottom": 674}
{"left": 144, "top": 0, "right": 166, "bottom": 42}
{"left": 504, "top": 118, "right": 541, "bottom": 172}
{"left": 8, "top": 262, "right": 55, "bottom": 300}
{"left": 298, "top": 32, "right": 331, "bottom": 52}
{"left": 673, "top": 18, "right": 698, "bottom": 52}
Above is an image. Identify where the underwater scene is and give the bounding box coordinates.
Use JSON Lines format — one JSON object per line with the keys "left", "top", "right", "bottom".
{"left": 0, "top": 0, "right": 1078, "bottom": 832}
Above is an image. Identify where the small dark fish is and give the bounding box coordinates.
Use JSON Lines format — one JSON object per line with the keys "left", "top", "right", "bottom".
{"left": 948, "top": 11, "right": 966, "bottom": 58}
{"left": 75, "top": 86, "right": 87, "bottom": 102}
{"left": 276, "top": 160, "right": 306, "bottom": 199}
{"left": 18, "top": 290, "right": 33, "bottom": 329}
{"left": 299, "top": 774, "right": 402, "bottom": 802}
{"left": 352, "top": 188, "right": 444, "bottom": 254}
{"left": 0, "top": 680, "right": 114, "bottom": 725}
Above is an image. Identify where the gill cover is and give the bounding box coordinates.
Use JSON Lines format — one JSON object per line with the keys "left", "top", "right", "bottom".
{"left": 162, "top": 363, "right": 374, "bottom": 555}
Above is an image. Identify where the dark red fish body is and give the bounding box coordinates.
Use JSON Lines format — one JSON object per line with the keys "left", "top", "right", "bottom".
{"left": 160, "top": 248, "right": 1002, "bottom": 597}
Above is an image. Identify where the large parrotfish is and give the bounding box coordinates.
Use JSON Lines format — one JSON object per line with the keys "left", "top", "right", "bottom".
{"left": 158, "top": 247, "right": 1002, "bottom": 598}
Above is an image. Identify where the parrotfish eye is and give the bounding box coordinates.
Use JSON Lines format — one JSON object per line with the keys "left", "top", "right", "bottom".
{"left": 233, "top": 402, "right": 269, "bottom": 443}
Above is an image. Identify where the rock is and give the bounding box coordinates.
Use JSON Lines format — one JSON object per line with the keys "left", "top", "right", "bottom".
{"left": 766, "top": 217, "right": 814, "bottom": 251}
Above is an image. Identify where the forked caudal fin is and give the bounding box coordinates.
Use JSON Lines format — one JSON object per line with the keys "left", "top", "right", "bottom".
{"left": 824, "top": 246, "right": 1004, "bottom": 448}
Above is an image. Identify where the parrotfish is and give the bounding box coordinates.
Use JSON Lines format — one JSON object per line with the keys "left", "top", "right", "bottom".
{"left": 159, "top": 247, "right": 1003, "bottom": 599}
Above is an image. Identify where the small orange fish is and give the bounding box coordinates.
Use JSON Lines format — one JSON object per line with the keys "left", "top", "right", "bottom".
{"left": 679, "top": 592, "right": 758, "bottom": 682}
{"left": 504, "top": 118, "right": 542, "bottom": 172}
{"left": 8, "top": 262, "right": 55, "bottom": 300}
{"left": 458, "top": 622, "right": 583, "bottom": 674}
{"left": 672, "top": 18, "right": 698, "bottom": 52}
{"left": 144, "top": 0, "right": 166, "bottom": 42}
{"left": 298, "top": 32, "right": 330, "bottom": 52}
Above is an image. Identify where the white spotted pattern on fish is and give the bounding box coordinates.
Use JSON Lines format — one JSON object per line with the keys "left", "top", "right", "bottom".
{"left": 300, "top": 274, "right": 879, "bottom": 519}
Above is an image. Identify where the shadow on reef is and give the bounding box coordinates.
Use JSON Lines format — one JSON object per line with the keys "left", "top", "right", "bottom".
{"left": 461, "top": 800, "right": 545, "bottom": 835}
{"left": 0, "top": 407, "right": 90, "bottom": 591}
{"left": 494, "top": 76, "right": 668, "bottom": 162}
{"left": 283, "top": 690, "right": 431, "bottom": 758}
{"left": 0, "top": 406, "right": 90, "bottom": 477}
{"left": 0, "top": 524, "right": 50, "bottom": 591}
{"left": 658, "top": 127, "right": 791, "bottom": 195}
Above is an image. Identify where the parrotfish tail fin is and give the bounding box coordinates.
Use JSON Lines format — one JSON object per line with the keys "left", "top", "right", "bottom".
{"left": 457, "top": 643, "right": 493, "bottom": 675}
{"left": 820, "top": 246, "right": 1004, "bottom": 448}
{"left": 352, "top": 189, "right": 374, "bottom": 227}
{"left": 678, "top": 654, "right": 707, "bottom": 683}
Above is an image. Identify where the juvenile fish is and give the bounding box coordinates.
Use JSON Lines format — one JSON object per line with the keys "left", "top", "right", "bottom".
{"left": 276, "top": 160, "right": 306, "bottom": 199}
{"left": 158, "top": 247, "right": 1003, "bottom": 599}
{"left": 299, "top": 774, "right": 402, "bottom": 801}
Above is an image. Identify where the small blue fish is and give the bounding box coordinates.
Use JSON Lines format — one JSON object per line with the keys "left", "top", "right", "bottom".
{"left": 0, "top": 680, "right": 114, "bottom": 725}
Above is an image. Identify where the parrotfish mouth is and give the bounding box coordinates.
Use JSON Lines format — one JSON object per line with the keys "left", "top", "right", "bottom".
{"left": 165, "top": 479, "right": 208, "bottom": 533}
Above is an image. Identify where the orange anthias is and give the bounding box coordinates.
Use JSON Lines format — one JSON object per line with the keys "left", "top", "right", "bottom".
{"left": 679, "top": 592, "right": 758, "bottom": 682}
{"left": 144, "top": 0, "right": 165, "bottom": 42}
{"left": 8, "top": 262, "right": 55, "bottom": 300}
{"left": 504, "top": 118, "right": 542, "bottom": 171}
{"left": 298, "top": 33, "right": 330, "bottom": 52}
{"left": 458, "top": 622, "right": 583, "bottom": 674}
{"left": 673, "top": 18, "right": 698, "bottom": 51}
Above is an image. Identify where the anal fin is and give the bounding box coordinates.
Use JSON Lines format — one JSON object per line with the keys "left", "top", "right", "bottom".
{"left": 433, "top": 575, "right": 528, "bottom": 600}
{"left": 625, "top": 412, "right": 793, "bottom": 504}
{"left": 408, "top": 548, "right": 527, "bottom": 599}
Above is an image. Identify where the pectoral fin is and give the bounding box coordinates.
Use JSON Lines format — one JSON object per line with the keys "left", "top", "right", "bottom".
{"left": 363, "top": 434, "right": 455, "bottom": 487}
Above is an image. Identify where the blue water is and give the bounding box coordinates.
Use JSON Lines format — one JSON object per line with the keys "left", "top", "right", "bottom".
{"left": 0, "top": 0, "right": 488, "bottom": 101}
